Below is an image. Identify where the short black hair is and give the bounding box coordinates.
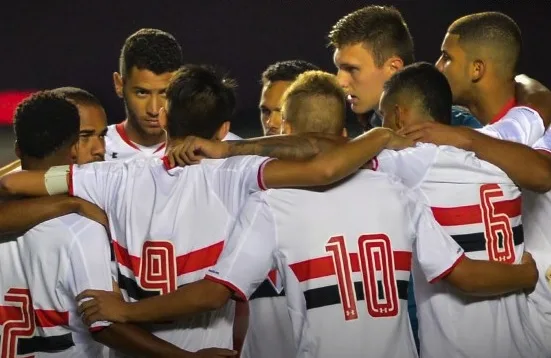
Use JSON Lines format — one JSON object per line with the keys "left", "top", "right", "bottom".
{"left": 166, "top": 65, "right": 237, "bottom": 139}
{"left": 14, "top": 91, "right": 80, "bottom": 159}
{"left": 383, "top": 62, "right": 452, "bottom": 124}
{"left": 119, "top": 28, "right": 183, "bottom": 78}
{"left": 448, "top": 12, "right": 521, "bottom": 75}
{"left": 329, "top": 5, "right": 414, "bottom": 67}
{"left": 50, "top": 87, "right": 102, "bottom": 107}
{"left": 261, "top": 60, "right": 320, "bottom": 85}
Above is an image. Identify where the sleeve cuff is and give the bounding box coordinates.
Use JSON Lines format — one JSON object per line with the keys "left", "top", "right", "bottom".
{"left": 257, "top": 158, "right": 276, "bottom": 191}
{"left": 429, "top": 253, "right": 466, "bottom": 284}
{"left": 204, "top": 274, "right": 248, "bottom": 301}
{"left": 68, "top": 164, "right": 74, "bottom": 196}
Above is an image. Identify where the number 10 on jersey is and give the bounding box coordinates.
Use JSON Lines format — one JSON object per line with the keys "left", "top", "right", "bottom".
{"left": 325, "top": 234, "right": 399, "bottom": 320}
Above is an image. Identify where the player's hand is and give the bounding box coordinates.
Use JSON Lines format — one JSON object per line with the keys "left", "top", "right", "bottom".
{"left": 385, "top": 131, "right": 416, "bottom": 150}
{"left": 166, "top": 137, "right": 230, "bottom": 167}
{"left": 194, "top": 348, "right": 238, "bottom": 357}
{"left": 520, "top": 251, "right": 538, "bottom": 293}
{"left": 399, "top": 122, "right": 473, "bottom": 150}
{"left": 76, "top": 289, "right": 130, "bottom": 325}
{"left": 75, "top": 198, "right": 109, "bottom": 229}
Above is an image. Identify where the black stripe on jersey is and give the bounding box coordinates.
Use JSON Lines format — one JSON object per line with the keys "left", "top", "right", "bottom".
{"left": 452, "top": 225, "right": 523, "bottom": 253}
{"left": 250, "top": 279, "right": 286, "bottom": 300}
{"left": 118, "top": 271, "right": 159, "bottom": 300}
{"left": 304, "top": 280, "right": 409, "bottom": 311}
{"left": 9, "top": 333, "right": 74, "bottom": 355}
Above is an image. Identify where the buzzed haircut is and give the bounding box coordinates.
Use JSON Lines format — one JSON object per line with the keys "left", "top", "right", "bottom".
{"left": 448, "top": 12, "right": 521, "bottom": 76}
{"left": 328, "top": 5, "right": 415, "bottom": 67}
{"left": 281, "top": 70, "right": 346, "bottom": 134}
{"left": 166, "top": 64, "right": 237, "bottom": 139}
{"left": 261, "top": 60, "right": 320, "bottom": 85}
{"left": 50, "top": 87, "right": 102, "bottom": 107}
{"left": 383, "top": 62, "right": 452, "bottom": 125}
{"left": 119, "top": 28, "right": 183, "bottom": 78}
{"left": 14, "top": 91, "right": 80, "bottom": 159}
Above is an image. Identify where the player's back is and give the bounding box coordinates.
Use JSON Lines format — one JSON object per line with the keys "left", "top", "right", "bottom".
{"left": 71, "top": 154, "right": 269, "bottom": 351}
{"left": 0, "top": 214, "right": 111, "bottom": 357}
{"left": 376, "top": 143, "right": 537, "bottom": 358}
{"left": 265, "top": 170, "right": 418, "bottom": 358}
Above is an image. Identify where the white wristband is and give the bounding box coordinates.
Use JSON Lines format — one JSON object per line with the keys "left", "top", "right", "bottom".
{"left": 44, "top": 165, "right": 70, "bottom": 195}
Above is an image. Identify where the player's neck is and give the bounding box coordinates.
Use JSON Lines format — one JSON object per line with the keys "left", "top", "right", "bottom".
{"left": 468, "top": 81, "right": 515, "bottom": 125}
{"left": 123, "top": 120, "right": 165, "bottom": 147}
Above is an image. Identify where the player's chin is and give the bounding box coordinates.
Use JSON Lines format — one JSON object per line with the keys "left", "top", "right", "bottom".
{"left": 141, "top": 122, "right": 164, "bottom": 135}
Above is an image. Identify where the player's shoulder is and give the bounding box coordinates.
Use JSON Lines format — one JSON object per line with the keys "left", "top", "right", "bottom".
{"left": 506, "top": 105, "right": 542, "bottom": 119}
{"left": 26, "top": 214, "right": 100, "bottom": 245}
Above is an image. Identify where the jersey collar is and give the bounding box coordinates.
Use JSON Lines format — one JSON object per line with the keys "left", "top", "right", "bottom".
{"left": 489, "top": 98, "right": 516, "bottom": 124}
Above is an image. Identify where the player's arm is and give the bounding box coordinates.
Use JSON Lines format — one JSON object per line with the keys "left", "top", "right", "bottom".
{"left": 401, "top": 122, "right": 551, "bottom": 193}
{"left": 0, "top": 196, "right": 107, "bottom": 236}
{"left": 515, "top": 74, "right": 551, "bottom": 128}
{"left": 77, "top": 192, "right": 277, "bottom": 325}
{"left": 0, "top": 167, "right": 66, "bottom": 197}
{"left": 412, "top": 194, "right": 537, "bottom": 296}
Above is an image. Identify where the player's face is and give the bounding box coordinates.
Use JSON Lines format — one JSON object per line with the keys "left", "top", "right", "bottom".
{"left": 118, "top": 67, "right": 174, "bottom": 138}
{"left": 436, "top": 33, "right": 471, "bottom": 105}
{"left": 259, "top": 80, "right": 293, "bottom": 136}
{"left": 74, "top": 104, "right": 107, "bottom": 164}
{"left": 334, "top": 43, "right": 390, "bottom": 114}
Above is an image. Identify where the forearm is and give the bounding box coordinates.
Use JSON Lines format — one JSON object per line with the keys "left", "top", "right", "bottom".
{"left": 0, "top": 196, "right": 79, "bottom": 235}
{"left": 449, "top": 258, "right": 536, "bottom": 296}
{"left": 0, "top": 170, "right": 51, "bottom": 197}
{"left": 469, "top": 130, "right": 551, "bottom": 192}
{"left": 93, "top": 323, "right": 192, "bottom": 358}
{"left": 226, "top": 133, "right": 348, "bottom": 160}
{"left": 125, "top": 279, "right": 232, "bottom": 323}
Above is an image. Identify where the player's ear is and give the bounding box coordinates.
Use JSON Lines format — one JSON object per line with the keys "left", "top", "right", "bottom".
{"left": 385, "top": 56, "right": 404, "bottom": 76}
{"left": 213, "top": 121, "right": 230, "bottom": 141}
{"left": 113, "top": 72, "right": 124, "bottom": 98}
{"left": 14, "top": 141, "right": 21, "bottom": 159}
{"left": 471, "top": 59, "right": 485, "bottom": 83}
{"left": 158, "top": 108, "right": 168, "bottom": 129}
{"left": 394, "top": 104, "right": 404, "bottom": 130}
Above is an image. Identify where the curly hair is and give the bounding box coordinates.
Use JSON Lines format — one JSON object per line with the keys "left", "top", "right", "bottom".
{"left": 119, "top": 28, "right": 183, "bottom": 78}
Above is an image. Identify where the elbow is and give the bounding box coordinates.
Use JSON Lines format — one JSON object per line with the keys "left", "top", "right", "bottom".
{"left": 523, "top": 167, "right": 551, "bottom": 193}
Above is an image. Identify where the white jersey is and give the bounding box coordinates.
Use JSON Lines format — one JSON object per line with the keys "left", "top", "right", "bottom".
{"left": 520, "top": 129, "right": 551, "bottom": 354}
{"left": 69, "top": 155, "right": 271, "bottom": 352}
{"left": 371, "top": 107, "right": 545, "bottom": 358}
{"left": 207, "top": 170, "right": 466, "bottom": 358}
{"left": 223, "top": 132, "right": 241, "bottom": 141}
{"left": 0, "top": 214, "right": 113, "bottom": 357}
{"left": 105, "top": 123, "right": 166, "bottom": 161}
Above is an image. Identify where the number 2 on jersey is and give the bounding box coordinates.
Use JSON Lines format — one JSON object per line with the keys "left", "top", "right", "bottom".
{"left": 326, "top": 234, "right": 399, "bottom": 321}
{"left": 480, "top": 184, "right": 515, "bottom": 263}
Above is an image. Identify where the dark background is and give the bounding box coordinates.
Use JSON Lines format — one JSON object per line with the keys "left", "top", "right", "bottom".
{"left": 0, "top": 0, "right": 548, "bottom": 165}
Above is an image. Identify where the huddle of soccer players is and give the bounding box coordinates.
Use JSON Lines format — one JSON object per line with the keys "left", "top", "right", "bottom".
{"left": 1, "top": 5, "right": 551, "bottom": 358}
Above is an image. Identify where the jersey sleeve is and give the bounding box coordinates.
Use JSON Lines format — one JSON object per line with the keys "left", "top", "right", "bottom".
{"left": 477, "top": 106, "right": 545, "bottom": 146}
{"left": 533, "top": 128, "right": 551, "bottom": 154}
{"left": 69, "top": 161, "right": 124, "bottom": 210}
{"left": 211, "top": 155, "right": 274, "bottom": 217}
{"left": 205, "top": 191, "right": 277, "bottom": 300}
{"left": 63, "top": 220, "right": 114, "bottom": 332}
{"left": 373, "top": 145, "right": 437, "bottom": 188}
{"left": 406, "top": 188, "right": 465, "bottom": 283}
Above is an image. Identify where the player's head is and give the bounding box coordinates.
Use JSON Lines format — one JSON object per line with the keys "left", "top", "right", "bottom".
{"left": 160, "top": 64, "right": 236, "bottom": 140}
{"left": 259, "top": 60, "right": 320, "bottom": 136}
{"left": 329, "top": 5, "right": 414, "bottom": 114}
{"left": 114, "top": 28, "right": 183, "bottom": 138}
{"left": 13, "top": 91, "right": 80, "bottom": 169}
{"left": 281, "top": 71, "right": 347, "bottom": 137}
{"left": 50, "top": 87, "right": 107, "bottom": 164}
{"left": 379, "top": 62, "right": 452, "bottom": 131}
{"left": 436, "top": 12, "right": 521, "bottom": 105}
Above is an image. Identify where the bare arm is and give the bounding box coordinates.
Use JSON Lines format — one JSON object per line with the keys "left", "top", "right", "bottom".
{"left": 445, "top": 253, "right": 537, "bottom": 296}
{"left": 516, "top": 74, "right": 551, "bottom": 128}
{"left": 0, "top": 169, "right": 52, "bottom": 197}
{"left": 93, "top": 323, "right": 194, "bottom": 358}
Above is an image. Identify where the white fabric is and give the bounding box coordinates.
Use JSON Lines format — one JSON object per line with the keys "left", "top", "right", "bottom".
{"left": 104, "top": 124, "right": 166, "bottom": 161}
{"left": 207, "top": 170, "right": 464, "bottom": 358}
{"left": 70, "top": 155, "right": 269, "bottom": 352}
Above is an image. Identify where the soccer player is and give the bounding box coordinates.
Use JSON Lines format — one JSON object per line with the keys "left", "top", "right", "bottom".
{"left": 242, "top": 70, "right": 348, "bottom": 358}
{"left": 74, "top": 64, "right": 539, "bottom": 358}
{"left": 0, "top": 87, "right": 108, "bottom": 237}
{"left": 0, "top": 91, "right": 198, "bottom": 357}
{"left": 259, "top": 60, "right": 320, "bottom": 136}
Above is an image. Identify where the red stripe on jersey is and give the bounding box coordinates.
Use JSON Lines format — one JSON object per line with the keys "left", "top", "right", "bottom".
{"left": 154, "top": 143, "right": 167, "bottom": 154}
{"left": 0, "top": 306, "right": 68, "bottom": 327}
{"left": 431, "top": 196, "right": 521, "bottom": 227}
{"left": 68, "top": 164, "right": 74, "bottom": 196}
{"left": 290, "top": 251, "right": 411, "bottom": 283}
{"left": 257, "top": 158, "right": 274, "bottom": 191}
{"left": 113, "top": 240, "right": 224, "bottom": 277}
{"left": 116, "top": 122, "right": 140, "bottom": 150}
{"left": 489, "top": 98, "right": 516, "bottom": 124}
